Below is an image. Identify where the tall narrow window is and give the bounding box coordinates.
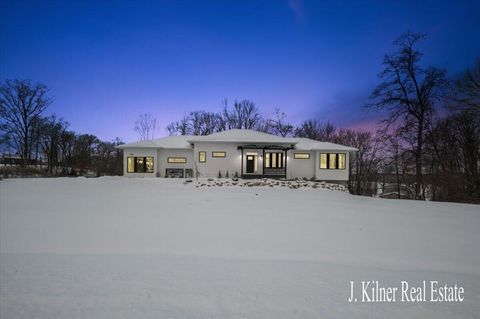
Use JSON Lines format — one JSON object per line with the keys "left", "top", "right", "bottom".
{"left": 127, "top": 157, "right": 135, "bottom": 173}
{"left": 146, "top": 157, "right": 154, "bottom": 173}
{"left": 271, "top": 153, "right": 277, "bottom": 168}
{"left": 320, "top": 154, "right": 327, "bottom": 169}
{"left": 199, "top": 151, "right": 206, "bottom": 163}
{"left": 265, "top": 153, "right": 270, "bottom": 168}
{"left": 329, "top": 154, "right": 337, "bottom": 169}
{"left": 338, "top": 153, "right": 346, "bottom": 169}
{"left": 136, "top": 157, "right": 144, "bottom": 171}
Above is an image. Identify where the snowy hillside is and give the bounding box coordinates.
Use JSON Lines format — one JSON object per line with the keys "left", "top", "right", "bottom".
{"left": 1, "top": 177, "right": 479, "bottom": 318}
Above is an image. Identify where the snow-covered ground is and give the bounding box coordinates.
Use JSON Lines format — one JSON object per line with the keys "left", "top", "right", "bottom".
{"left": 1, "top": 177, "right": 479, "bottom": 318}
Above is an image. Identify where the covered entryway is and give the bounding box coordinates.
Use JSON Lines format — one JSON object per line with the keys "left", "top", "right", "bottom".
{"left": 238, "top": 144, "right": 293, "bottom": 179}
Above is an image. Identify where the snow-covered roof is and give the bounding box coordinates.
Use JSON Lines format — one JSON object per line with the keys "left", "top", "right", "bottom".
{"left": 187, "top": 129, "right": 298, "bottom": 144}
{"left": 117, "top": 130, "right": 358, "bottom": 151}
{"left": 117, "top": 135, "right": 193, "bottom": 149}
{"left": 293, "top": 138, "right": 358, "bottom": 152}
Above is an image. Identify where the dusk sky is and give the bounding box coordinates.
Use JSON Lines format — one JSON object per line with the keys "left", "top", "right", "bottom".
{"left": 1, "top": 0, "right": 479, "bottom": 142}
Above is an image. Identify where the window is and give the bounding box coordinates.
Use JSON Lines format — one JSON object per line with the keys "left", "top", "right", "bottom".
{"left": 338, "top": 153, "right": 346, "bottom": 169}
{"left": 319, "top": 153, "right": 346, "bottom": 170}
{"left": 199, "top": 151, "right": 206, "bottom": 163}
{"left": 165, "top": 168, "right": 183, "bottom": 178}
{"left": 294, "top": 153, "right": 310, "bottom": 159}
{"left": 212, "top": 151, "right": 226, "bottom": 158}
{"left": 167, "top": 157, "right": 187, "bottom": 163}
{"left": 127, "top": 156, "right": 154, "bottom": 173}
{"left": 320, "top": 154, "right": 327, "bottom": 169}
{"left": 127, "top": 157, "right": 135, "bottom": 173}
{"left": 329, "top": 153, "right": 337, "bottom": 169}
{"left": 265, "top": 152, "right": 284, "bottom": 168}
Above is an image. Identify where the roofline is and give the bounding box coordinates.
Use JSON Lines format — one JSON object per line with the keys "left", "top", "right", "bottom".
{"left": 187, "top": 139, "right": 298, "bottom": 144}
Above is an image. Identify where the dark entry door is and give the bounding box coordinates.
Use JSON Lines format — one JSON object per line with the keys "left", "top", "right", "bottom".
{"left": 246, "top": 155, "right": 255, "bottom": 173}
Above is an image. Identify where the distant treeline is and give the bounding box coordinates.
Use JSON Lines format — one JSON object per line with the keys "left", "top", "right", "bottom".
{"left": 0, "top": 80, "right": 124, "bottom": 176}
{"left": 159, "top": 32, "right": 479, "bottom": 203}
{"left": 1, "top": 31, "right": 478, "bottom": 203}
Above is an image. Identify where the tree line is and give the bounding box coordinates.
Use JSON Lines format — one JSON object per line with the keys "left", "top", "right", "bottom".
{"left": 2, "top": 31, "right": 478, "bottom": 203}
{"left": 0, "top": 80, "right": 124, "bottom": 176}
{"left": 162, "top": 32, "right": 479, "bottom": 203}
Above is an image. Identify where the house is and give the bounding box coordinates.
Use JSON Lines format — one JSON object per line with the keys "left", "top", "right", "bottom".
{"left": 117, "top": 129, "right": 358, "bottom": 181}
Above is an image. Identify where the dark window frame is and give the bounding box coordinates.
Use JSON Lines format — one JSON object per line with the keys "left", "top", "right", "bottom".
{"left": 264, "top": 151, "right": 284, "bottom": 168}
{"left": 294, "top": 153, "right": 310, "bottom": 159}
{"left": 198, "top": 151, "right": 206, "bottom": 163}
{"left": 212, "top": 151, "right": 226, "bottom": 158}
{"left": 167, "top": 157, "right": 187, "bottom": 164}
{"left": 319, "top": 153, "right": 346, "bottom": 170}
{"left": 127, "top": 156, "right": 154, "bottom": 173}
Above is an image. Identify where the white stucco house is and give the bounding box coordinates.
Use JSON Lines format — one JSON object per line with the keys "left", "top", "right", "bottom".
{"left": 117, "top": 129, "right": 358, "bottom": 181}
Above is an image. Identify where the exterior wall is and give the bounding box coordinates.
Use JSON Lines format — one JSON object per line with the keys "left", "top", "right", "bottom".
{"left": 286, "top": 150, "right": 315, "bottom": 179}
{"left": 122, "top": 148, "right": 158, "bottom": 177}
{"left": 193, "top": 142, "right": 242, "bottom": 178}
{"left": 158, "top": 148, "right": 194, "bottom": 177}
{"left": 314, "top": 151, "right": 350, "bottom": 181}
{"left": 122, "top": 146, "right": 353, "bottom": 181}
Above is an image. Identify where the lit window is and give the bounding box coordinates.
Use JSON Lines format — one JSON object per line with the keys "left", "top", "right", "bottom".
{"left": 127, "top": 156, "right": 154, "bottom": 173}
{"left": 338, "top": 153, "right": 346, "bottom": 169}
{"left": 212, "top": 152, "right": 226, "bottom": 158}
{"left": 127, "top": 157, "right": 135, "bottom": 173}
{"left": 294, "top": 153, "right": 310, "bottom": 159}
{"left": 167, "top": 157, "right": 187, "bottom": 163}
{"left": 146, "top": 157, "right": 154, "bottom": 172}
{"left": 329, "top": 154, "right": 337, "bottom": 169}
{"left": 265, "top": 153, "right": 270, "bottom": 168}
{"left": 319, "top": 153, "right": 346, "bottom": 170}
{"left": 265, "top": 152, "right": 283, "bottom": 168}
{"left": 199, "top": 151, "right": 206, "bottom": 163}
{"left": 320, "top": 154, "right": 327, "bottom": 169}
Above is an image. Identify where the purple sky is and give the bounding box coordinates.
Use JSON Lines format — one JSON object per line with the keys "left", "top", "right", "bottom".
{"left": 1, "top": 0, "right": 479, "bottom": 142}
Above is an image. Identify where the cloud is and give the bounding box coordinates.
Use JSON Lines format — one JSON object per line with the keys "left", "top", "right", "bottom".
{"left": 288, "top": 0, "right": 304, "bottom": 21}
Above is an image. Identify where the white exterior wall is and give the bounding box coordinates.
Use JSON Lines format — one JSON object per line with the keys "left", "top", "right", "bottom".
{"left": 193, "top": 142, "right": 241, "bottom": 178}
{"left": 158, "top": 148, "right": 194, "bottom": 177}
{"left": 314, "top": 151, "right": 350, "bottom": 181}
{"left": 286, "top": 150, "right": 315, "bottom": 179}
{"left": 122, "top": 146, "right": 352, "bottom": 181}
{"left": 122, "top": 148, "right": 158, "bottom": 177}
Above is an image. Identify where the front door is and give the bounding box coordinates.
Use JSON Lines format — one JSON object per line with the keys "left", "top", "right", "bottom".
{"left": 246, "top": 155, "right": 255, "bottom": 173}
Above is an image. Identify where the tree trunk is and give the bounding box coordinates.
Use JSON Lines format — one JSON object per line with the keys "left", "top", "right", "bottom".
{"left": 415, "top": 120, "right": 424, "bottom": 200}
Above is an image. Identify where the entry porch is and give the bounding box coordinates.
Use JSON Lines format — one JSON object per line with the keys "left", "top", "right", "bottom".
{"left": 237, "top": 144, "right": 293, "bottom": 179}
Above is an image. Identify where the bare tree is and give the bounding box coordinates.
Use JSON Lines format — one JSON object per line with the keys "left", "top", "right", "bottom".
{"left": 295, "top": 120, "right": 337, "bottom": 142}
{"left": 0, "top": 80, "right": 51, "bottom": 165}
{"left": 367, "top": 32, "right": 447, "bottom": 199}
{"left": 167, "top": 115, "right": 190, "bottom": 136}
{"left": 166, "top": 111, "right": 223, "bottom": 136}
{"left": 39, "top": 114, "right": 69, "bottom": 173}
{"left": 265, "top": 108, "right": 293, "bottom": 137}
{"left": 134, "top": 113, "right": 158, "bottom": 140}
{"left": 294, "top": 120, "right": 322, "bottom": 139}
{"left": 222, "top": 99, "right": 262, "bottom": 130}
{"left": 450, "top": 59, "right": 480, "bottom": 112}
{"left": 336, "top": 129, "right": 384, "bottom": 196}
